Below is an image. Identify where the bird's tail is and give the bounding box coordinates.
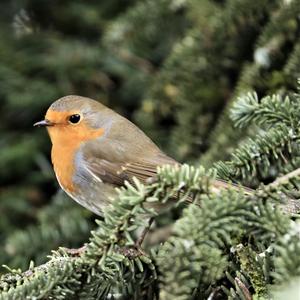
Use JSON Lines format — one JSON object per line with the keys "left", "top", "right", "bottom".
{"left": 212, "top": 179, "right": 253, "bottom": 195}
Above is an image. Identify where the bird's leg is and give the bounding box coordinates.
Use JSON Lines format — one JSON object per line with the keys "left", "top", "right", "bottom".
{"left": 119, "top": 218, "right": 154, "bottom": 259}
{"left": 135, "top": 217, "right": 154, "bottom": 249}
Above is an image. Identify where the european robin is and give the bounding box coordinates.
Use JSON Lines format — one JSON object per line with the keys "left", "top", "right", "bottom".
{"left": 34, "top": 95, "right": 234, "bottom": 215}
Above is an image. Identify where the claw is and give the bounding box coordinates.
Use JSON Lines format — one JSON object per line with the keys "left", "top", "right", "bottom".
{"left": 61, "top": 245, "right": 87, "bottom": 256}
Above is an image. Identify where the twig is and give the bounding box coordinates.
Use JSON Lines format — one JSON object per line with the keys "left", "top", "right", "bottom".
{"left": 268, "top": 168, "right": 300, "bottom": 188}
{"left": 266, "top": 168, "right": 300, "bottom": 214}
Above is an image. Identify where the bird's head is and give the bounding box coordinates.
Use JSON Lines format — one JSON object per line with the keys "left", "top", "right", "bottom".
{"left": 34, "top": 95, "right": 110, "bottom": 146}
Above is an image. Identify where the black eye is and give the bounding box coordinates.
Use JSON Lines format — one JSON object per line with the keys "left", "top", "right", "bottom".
{"left": 69, "top": 114, "right": 81, "bottom": 124}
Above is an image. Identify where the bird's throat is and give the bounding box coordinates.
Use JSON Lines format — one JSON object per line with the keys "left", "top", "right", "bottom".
{"left": 49, "top": 125, "right": 105, "bottom": 193}
{"left": 51, "top": 143, "right": 77, "bottom": 192}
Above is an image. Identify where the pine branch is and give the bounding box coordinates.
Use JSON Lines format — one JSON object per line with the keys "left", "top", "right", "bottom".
{"left": 273, "top": 222, "right": 300, "bottom": 283}
{"left": 157, "top": 182, "right": 293, "bottom": 299}
{"left": 230, "top": 92, "right": 297, "bottom": 129}
{"left": 0, "top": 254, "right": 81, "bottom": 300}
{"left": 201, "top": 0, "right": 300, "bottom": 165}
{"left": 214, "top": 124, "right": 298, "bottom": 181}
{"left": 269, "top": 168, "right": 300, "bottom": 189}
{"left": 0, "top": 165, "right": 216, "bottom": 299}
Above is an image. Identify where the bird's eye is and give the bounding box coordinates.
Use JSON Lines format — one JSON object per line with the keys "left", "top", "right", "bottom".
{"left": 68, "top": 114, "right": 81, "bottom": 124}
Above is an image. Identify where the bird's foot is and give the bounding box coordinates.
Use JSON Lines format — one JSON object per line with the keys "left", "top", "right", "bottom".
{"left": 61, "top": 245, "right": 87, "bottom": 256}
{"left": 119, "top": 244, "right": 146, "bottom": 259}
{"left": 119, "top": 218, "right": 154, "bottom": 259}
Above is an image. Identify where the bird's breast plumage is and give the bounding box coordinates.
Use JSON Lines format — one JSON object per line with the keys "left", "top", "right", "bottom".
{"left": 48, "top": 118, "right": 105, "bottom": 193}
{"left": 52, "top": 141, "right": 77, "bottom": 193}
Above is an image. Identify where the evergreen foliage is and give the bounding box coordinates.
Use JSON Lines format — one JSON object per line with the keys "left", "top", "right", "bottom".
{"left": 1, "top": 0, "right": 300, "bottom": 299}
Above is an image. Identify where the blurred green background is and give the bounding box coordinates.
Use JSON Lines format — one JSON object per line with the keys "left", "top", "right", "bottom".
{"left": 0, "top": 0, "right": 192, "bottom": 270}
{"left": 1, "top": 0, "right": 300, "bottom": 271}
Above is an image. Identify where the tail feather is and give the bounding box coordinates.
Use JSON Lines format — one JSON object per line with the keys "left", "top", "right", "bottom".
{"left": 183, "top": 179, "right": 253, "bottom": 205}
{"left": 212, "top": 179, "right": 253, "bottom": 195}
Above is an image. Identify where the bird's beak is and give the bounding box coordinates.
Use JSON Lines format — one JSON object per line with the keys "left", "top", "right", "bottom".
{"left": 33, "top": 119, "right": 54, "bottom": 127}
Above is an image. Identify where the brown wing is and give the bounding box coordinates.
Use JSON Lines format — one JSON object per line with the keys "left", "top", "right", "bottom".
{"left": 84, "top": 156, "right": 254, "bottom": 194}
{"left": 83, "top": 155, "right": 178, "bottom": 187}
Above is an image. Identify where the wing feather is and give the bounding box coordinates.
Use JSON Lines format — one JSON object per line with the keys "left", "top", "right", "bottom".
{"left": 84, "top": 156, "right": 178, "bottom": 187}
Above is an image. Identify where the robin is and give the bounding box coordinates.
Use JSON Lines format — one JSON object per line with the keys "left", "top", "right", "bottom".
{"left": 34, "top": 95, "right": 234, "bottom": 216}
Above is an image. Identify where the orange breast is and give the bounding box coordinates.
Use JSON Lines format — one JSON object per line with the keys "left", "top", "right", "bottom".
{"left": 47, "top": 110, "right": 104, "bottom": 193}
{"left": 52, "top": 140, "right": 78, "bottom": 192}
